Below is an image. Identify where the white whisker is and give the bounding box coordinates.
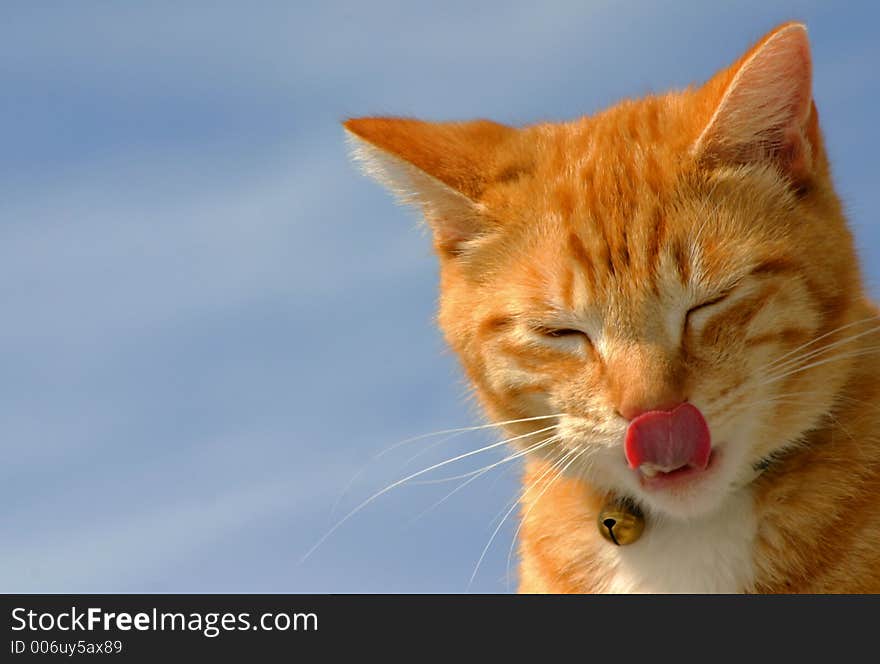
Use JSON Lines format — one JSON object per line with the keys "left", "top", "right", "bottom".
{"left": 765, "top": 323, "right": 880, "bottom": 377}
{"left": 484, "top": 446, "right": 569, "bottom": 533}
{"left": 764, "top": 314, "right": 880, "bottom": 370}
{"left": 406, "top": 435, "right": 560, "bottom": 526}
{"left": 760, "top": 346, "right": 880, "bottom": 387}
{"left": 327, "top": 412, "right": 562, "bottom": 522}
{"left": 711, "top": 388, "right": 876, "bottom": 434}
{"left": 410, "top": 435, "right": 559, "bottom": 486}
{"left": 505, "top": 447, "right": 585, "bottom": 592}
{"left": 467, "top": 446, "right": 584, "bottom": 592}
{"left": 302, "top": 424, "right": 559, "bottom": 563}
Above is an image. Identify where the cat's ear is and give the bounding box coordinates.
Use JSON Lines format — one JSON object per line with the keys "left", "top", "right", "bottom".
{"left": 693, "top": 22, "right": 819, "bottom": 185}
{"left": 344, "top": 117, "right": 516, "bottom": 255}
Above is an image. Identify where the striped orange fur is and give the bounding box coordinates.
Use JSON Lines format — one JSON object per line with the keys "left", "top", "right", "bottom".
{"left": 345, "top": 23, "right": 880, "bottom": 592}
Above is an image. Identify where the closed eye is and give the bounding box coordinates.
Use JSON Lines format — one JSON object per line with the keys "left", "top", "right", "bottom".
{"left": 689, "top": 292, "right": 732, "bottom": 315}
{"left": 537, "top": 327, "right": 585, "bottom": 338}
{"left": 531, "top": 325, "right": 592, "bottom": 347}
{"left": 685, "top": 291, "right": 733, "bottom": 329}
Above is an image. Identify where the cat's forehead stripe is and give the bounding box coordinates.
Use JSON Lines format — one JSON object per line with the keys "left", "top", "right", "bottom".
{"left": 551, "top": 203, "right": 695, "bottom": 310}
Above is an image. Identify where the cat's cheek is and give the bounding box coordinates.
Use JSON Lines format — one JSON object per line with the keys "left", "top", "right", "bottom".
{"left": 471, "top": 357, "right": 553, "bottom": 416}
{"left": 477, "top": 342, "right": 589, "bottom": 405}
{"left": 507, "top": 387, "right": 555, "bottom": 420}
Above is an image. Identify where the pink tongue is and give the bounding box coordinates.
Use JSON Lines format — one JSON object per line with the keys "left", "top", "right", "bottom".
{"left": 624, "top": 403, "right": 711, "bottom": 471}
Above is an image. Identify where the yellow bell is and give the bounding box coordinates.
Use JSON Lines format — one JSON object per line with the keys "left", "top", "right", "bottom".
{"left": 597, "top": 499, "right": 645, "bottom": 545}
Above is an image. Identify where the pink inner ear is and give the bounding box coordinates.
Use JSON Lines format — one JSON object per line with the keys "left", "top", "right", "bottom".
{"left": 694, "top": 23, "right": 814, "bottom": 179}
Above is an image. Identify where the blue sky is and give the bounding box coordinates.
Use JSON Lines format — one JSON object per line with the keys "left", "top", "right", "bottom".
{"left": 2, "top": 1, "right": 878, "bottom": 593}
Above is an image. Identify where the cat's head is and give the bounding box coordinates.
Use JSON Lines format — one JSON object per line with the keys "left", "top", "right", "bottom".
{"left": 344, "top": 23, "right": 865, "bottom": 519}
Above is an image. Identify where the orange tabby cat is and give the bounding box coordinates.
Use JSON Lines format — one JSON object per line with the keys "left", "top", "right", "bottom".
{"left": 344, "top": 22, "right": 880, "bottom": 592}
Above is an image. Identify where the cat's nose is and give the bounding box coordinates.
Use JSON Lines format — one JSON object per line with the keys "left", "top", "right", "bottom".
{"left": 605, "top": 344, "right": 687, "bottom": 421}
{"left": 616, "top": 393, "right": 687, "bottom": 421}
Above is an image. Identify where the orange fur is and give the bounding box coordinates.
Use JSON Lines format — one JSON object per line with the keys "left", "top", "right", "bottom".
{"left": 345, "top": 23, "right": 880, "bottom": 592}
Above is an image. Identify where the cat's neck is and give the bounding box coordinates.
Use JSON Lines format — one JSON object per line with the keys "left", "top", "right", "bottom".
{"left": 750, "top": 340, "right": 880, "bottom": 592}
